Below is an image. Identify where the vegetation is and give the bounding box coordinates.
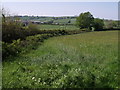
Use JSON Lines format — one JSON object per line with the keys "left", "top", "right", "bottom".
{"left": 93, "top": 18, "right": 104, "bottom": 30}
{"left": 76, "top": 12, "right": 94, "bottom": 30}
{"left": 7, "top": 15, "right": 119, "bottom": 31}
{"left": 2, "top": 28, "right": 89, "bottom": 60}
{"left": 2, "top": 9, "right": 119, "bottom": 89}
{"left": 2, "top": 34, "right": 53, "bottom": 60}
{"left": 1, "top": 9, "right": 84, "bottom": 59}
{"left": 2, "top": 17, "right": 86, "bottom": 60}
{"left": 37, "top": 24, "right": 79, "bottom": 31}
{"left": 104, "top": 20, "right": 119, "bottom": 29}
{"left": 3, "top": 31, "right": 119, "bottom": 88}
{"left": 2, "top": 18, "right": 41, "bottom": 43}
{"left": 12, "top": 16, "right": 76, "bottom": 25}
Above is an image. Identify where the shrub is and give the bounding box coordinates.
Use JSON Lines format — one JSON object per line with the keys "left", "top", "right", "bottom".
{"left": 2, "top": 39, "right": 21, "bottom": 59}
{"left": 2, "top": 34, "right": 54, "bottom": 60}
{"left": 2, "top": 20, "right": 40, "bottom": 43}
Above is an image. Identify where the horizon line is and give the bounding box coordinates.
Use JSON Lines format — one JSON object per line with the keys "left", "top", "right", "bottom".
{"left": 10, "top": 15, "right": 118, "bottom": 20}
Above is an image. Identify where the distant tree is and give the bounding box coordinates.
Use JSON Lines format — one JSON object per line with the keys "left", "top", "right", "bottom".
{"left": 107, "top": 21, "right": 118, "bottom": 29}
{"left": 94, "top": 18, "right": 104, "bottom": 30}
{"left": 76, "top": 12, "right": 94, "bottom": 30}
{"left": 55, "top": 17, "right": 58, "bottom": 20}
{"left": 68, "top": 20, "right": 71, "bottom": 23}
{"left": 37, "top": 16, "right": 39, "bottom": 19}
{"left": 67, "top": 17, "right": 70, "bottom": 19}
{"left": 104, "top": 20, "right": 119, "bottom": 29}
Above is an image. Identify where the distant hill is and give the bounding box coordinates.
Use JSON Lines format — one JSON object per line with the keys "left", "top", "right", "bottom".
{"left": 12, "top": 16, "right": 77, "bottom": 25}
{"left": 10, "top": 16, "right": 119, "bottom": 29}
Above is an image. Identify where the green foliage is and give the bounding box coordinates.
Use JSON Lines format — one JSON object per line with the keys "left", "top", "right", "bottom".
{"left": 27, "top": 23, "right": 39, "bottom": 31}
{"left": 2, "top": 19, "right": 52, "bottom": 44}
{"left": 2, "top": 39, "right": 21, "bottom": 59}
{"left": 104, "top": 20, "right": 118, "bottom": 29}
{"left": 76, "top": 12, "right": 94, "bottom": 30}
{"left": 94, "top": 18, "right": 104, "bottom": 30}
{"left": 2, "top": 34, "right": 54, "bottom": 60}
{"left": 2, "top": 19, "right": 41, "bottom": 43}
{"left": 37, "top": 25, "right": 79, "bottom": 31}
{"left": 2, "top": 21, "right": 22, "bottom": 42}
{"left": 3, "top": 31, "right": 119, "bottom": 88}
{"left": 3, "top": 29, "right": 79, "bottom": 60}
{"left": 2, "top": 19, "right": 80, "bottom": 43}
{"left": 2, "top": 23, "right": 87, "bottom": 60}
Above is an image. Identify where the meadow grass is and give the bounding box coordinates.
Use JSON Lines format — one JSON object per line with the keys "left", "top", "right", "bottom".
{"left": 53, "top": 18, "right": 76, "bottom": 24}
{"left": 37, "top": 24, "right": 79, "bottom": 31}
{"left": 3, "top": 31, "right": 119, "bottom": 88}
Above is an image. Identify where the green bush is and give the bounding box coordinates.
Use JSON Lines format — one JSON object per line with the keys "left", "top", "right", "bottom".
{"left": 2, "top": 34, "right": 54, "bottom": 60}
{"left": 2, "top": 21, "right": 41, "bottom": 43}
{"left": 2, "top": 39, "right": 21, "bottom": 59}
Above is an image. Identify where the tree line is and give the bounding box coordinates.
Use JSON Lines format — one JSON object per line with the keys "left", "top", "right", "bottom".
{"left": 76, "top": 12, "right": 119, "bottom": 31}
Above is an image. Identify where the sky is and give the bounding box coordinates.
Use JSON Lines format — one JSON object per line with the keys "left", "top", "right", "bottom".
{"left": 2, "top": 0, "right": 119, "bottom": 2}
{"left": 2, "top": 2, "right": 118, "bottom": 20}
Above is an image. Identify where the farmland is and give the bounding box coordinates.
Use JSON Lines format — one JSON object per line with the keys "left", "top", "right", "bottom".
{"left": 2, "top": 2, "right": 120, "bottom": 89}
{"left": 37, "top": 24, "right": 79, "bottom": 30}
{"left": 16, "top": 16, "right": 119, "bottom": 31}
{"left": 3, "top": 31, "right": 119, "bottom": 88}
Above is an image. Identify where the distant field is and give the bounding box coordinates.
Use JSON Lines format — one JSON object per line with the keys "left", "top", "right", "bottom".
{"left": 53, "top": 18, "right": 76, "bottom": 24}
{"left": 37, "top": 24, "right": 80, "bottom": 30}
{"left": 3, "top": 31, "right": 119, "bottom": 88}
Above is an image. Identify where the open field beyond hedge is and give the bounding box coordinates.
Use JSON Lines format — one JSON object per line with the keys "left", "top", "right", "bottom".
{"left": 37, "top": 24, "right": 80, "bottom": 31}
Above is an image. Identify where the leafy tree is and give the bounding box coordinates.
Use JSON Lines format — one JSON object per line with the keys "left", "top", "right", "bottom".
{"left": 94, "top": 18, "right": 104, "bottom": 30}
{"left": 76, "top": 12, "right": 94, "bottom": 30}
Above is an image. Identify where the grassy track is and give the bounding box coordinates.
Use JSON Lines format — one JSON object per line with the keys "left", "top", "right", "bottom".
{"left": 3, "top": 31, "right": 119, "bottom": 88}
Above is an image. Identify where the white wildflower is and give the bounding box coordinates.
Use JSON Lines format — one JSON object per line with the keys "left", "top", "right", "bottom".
{"left": 32, "top": 77, "right": 35, "bottom": 80}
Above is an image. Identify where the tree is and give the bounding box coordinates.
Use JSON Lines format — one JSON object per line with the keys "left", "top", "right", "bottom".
{"left": 76, "top": 12, "right": 94, "bottom": 30}
{"left": 68, "top": 20, "right": 71, "bottom": 23}
{"left": 94, "top": 18, "right": 104, "bottom": 30}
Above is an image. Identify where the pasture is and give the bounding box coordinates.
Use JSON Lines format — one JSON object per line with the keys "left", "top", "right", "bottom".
{"left": 53, "top": 18, "right": 76, "bottom": 24}
{"left": 37, "top": 24, "right": 80, "bottom": 30}
{"left": 3, "top": 31, "right": 119, "bottom": 88}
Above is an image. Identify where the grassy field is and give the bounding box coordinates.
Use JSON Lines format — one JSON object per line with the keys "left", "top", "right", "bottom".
{"left": 37, "top": 24, "right": 80, "bottom": 30}
{"left": 3, "top": 31, "right": 119, "bottom": 88}
{"left": 53, "top": 18, "right": 76, "bottom": 24}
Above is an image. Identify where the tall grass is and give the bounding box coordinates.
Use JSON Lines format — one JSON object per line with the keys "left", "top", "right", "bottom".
{"left": 3, "top": 31, "right": 119, "bottom": 88}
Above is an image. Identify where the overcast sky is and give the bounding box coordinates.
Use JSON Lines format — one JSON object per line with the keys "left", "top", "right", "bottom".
{"left": 2, "top": 2, "right": 118, "bottom": 20}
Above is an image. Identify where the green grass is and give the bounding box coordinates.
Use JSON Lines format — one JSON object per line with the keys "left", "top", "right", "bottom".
{"left": 53, "top": 18, "right": 76, "bottom": 24}
{"left": 3, "top": 31, "right": 119, "bottom": 88}
{"left": 53, "top": 19, "right": 70, "bottom": 24}
{"left": 37, "top": 24, "right": 79, "bottom": 30}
